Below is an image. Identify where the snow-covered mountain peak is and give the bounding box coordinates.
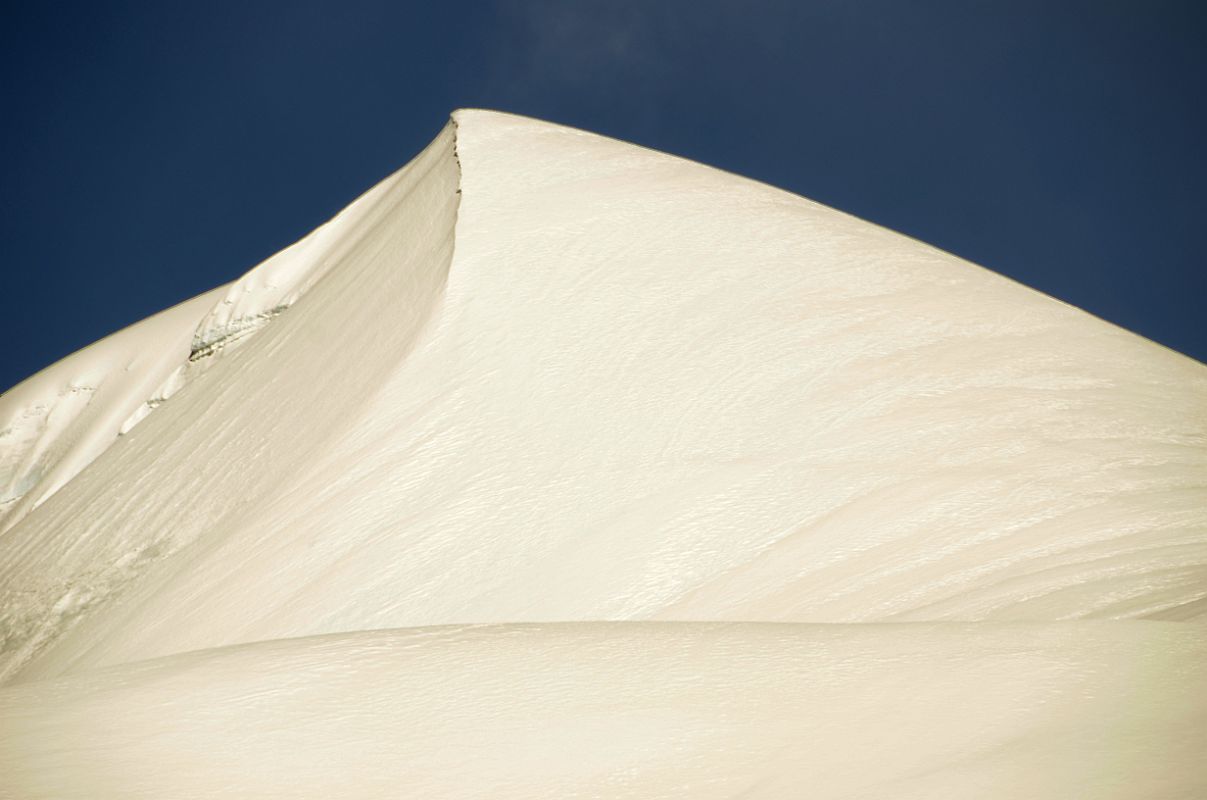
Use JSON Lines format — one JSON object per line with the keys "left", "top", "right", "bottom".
{"left": 2, "top": 111, "right": 1205, "bottom": 798}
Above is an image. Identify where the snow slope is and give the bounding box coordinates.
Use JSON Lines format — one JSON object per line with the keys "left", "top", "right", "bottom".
{"left": 3, "top": 623, "right": 1203, "bottom": 799}
{"left": 0, "top": 286, "right": 226, "bottom": 534}
{"left": 1, "top": 110, "right": 1205, "bottom": 797}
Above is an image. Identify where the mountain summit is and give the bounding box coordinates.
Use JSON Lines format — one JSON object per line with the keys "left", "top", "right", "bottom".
{"left": 2, "top": 110, "right": 1204, "bottom": 798}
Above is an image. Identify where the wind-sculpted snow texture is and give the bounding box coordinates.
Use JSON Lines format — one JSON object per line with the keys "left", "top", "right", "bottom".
{"left": 0, "top": 287, "right": 227, "bottom": 535}
{"left": 3, "top": 623, "right": 1204, "bottom": 799}
{"left": 1, "top": 110, "right": 1205, "bottom": 797}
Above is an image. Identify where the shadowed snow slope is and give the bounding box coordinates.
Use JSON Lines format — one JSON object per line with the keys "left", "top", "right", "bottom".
{"left": 1, "top": 110, "right": 1205, "bottom": 797}
{"left": 0, "top": 286, "right": 226, "bottom": 534}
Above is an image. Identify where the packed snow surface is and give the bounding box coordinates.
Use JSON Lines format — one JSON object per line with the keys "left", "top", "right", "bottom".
{"left": 1, "top": 110, "right": 1205, "bottom": 797}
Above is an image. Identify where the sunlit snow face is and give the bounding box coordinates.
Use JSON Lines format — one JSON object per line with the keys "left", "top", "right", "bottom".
{"left": 1, "top": 110, "right": 1204, "bottom": 799}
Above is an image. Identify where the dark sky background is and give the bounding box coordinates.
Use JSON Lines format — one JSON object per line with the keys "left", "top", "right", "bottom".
{"left": 3, "top": 1, "right": 1205, "bottom": 393}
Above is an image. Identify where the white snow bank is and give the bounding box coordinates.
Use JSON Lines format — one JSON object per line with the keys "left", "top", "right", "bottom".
{"left": 1, "top": 622, "right": 1203, "bottom": 799}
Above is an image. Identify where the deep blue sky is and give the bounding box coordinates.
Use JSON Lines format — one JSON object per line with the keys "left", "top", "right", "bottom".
{"left": 3, "top": 1, "right": 1205, "bottom": 393}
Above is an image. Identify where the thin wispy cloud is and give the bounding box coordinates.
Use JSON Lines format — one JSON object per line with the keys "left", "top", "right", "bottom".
{"left": 482, "top": 1, "right": 683, "bottom": 124}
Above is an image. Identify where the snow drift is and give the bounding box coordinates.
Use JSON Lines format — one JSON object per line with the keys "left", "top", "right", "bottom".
{"left": 1, "top": 110, "right": 1204, "bottom": 797}
{"left": 4, "top": 623, "right": 1203, "bottom": 799}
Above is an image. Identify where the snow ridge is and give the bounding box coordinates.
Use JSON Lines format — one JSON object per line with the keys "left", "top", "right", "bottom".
{"left": 0, "top": 120, "right": 461, "bottom": 686}
{"left": 0, "top": 122, "right": 462, "bottom": 536}
{"left": 1, "top": 111, "right": 1205, "bottom": 797}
